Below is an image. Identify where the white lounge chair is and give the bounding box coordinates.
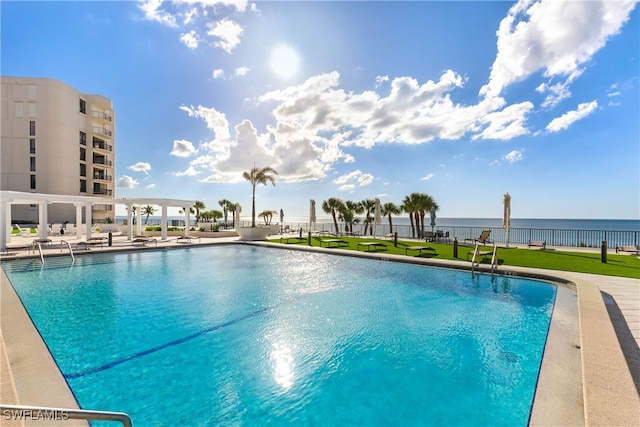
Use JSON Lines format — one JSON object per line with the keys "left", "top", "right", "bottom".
{"left": 12, "top": 224, "right": 34, "bottom": 236}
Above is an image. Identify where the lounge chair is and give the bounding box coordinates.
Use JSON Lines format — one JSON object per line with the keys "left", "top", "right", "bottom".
{"left": 319, "top": 238, "right": 349, "bottom": 248}
{"left": 12, "top": 224, "right": 34, "bottom": 236}
{"left": 616, "top": 245, "right": 639, "bottom": 255}
{"left": 464, "top": 230, "right": 491, "bottom": 245}
{"left": 357, "top": 242, "right": 387, "bottom": 252}
{"left": 528, "top": 240, "right": 546, "bottom": 249}
{"left": 405, "top": 246, "right": 436, "bottom": 256}
{"left": 132, "top": 235, "right": 157, "bottom": 246}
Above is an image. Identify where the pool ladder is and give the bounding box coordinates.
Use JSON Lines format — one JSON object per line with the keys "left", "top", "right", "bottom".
{"left": 0, "top": 404, "right": 133, "bottom": 426}
{"left": 470, "top": 242, "right": 498, "bottom": 277}
{"left": 30, "top": 240, "right": 75, "bottom": 265}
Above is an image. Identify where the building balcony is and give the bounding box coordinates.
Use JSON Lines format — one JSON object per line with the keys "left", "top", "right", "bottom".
{"left": 93, "top": 188, "right": 113, "bottom": 196}
{"left": 91, "top": 110, "right": 113, "bottom": 122}
{"left": 92, "top": 157, "right": 112, "bottom": 166}
{"left": 93, "top": 173, "right": 113, "bottom": 182}
{"left": 93, "top": 141, "right": 113, "bottom": 152}
{"left": 92, "top": 126, "right": 113, "bottom": 138}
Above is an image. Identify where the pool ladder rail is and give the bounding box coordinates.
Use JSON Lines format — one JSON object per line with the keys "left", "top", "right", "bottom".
{"left": 30, "top": 239, "right": 75, "bottom": 265}
{"left": 0, "top": 404, "right": 133, "bottom": 426}
{"left": 470, "top": 242, "right": 498, "bottom": 277}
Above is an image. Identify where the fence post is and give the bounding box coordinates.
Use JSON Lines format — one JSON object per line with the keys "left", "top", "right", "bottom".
{"left": 601, "top": 240, "right": 607, "bottom": 263}
{"left": 453, "top": 237, "right": 458, "bottom": 258}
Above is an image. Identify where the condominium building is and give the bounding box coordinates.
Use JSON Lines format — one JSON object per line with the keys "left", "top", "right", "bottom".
{"left": 0, "top": 77, "right": 115, "bottom": 223}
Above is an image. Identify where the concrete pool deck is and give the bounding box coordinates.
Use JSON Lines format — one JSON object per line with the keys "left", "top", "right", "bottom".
{"left": 1, "top": 233, "right": 638, "bottom": 425}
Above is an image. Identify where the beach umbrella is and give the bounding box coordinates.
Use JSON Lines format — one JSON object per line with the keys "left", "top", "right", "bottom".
{"left": 309, "top": 199, "right": 316, "bottom": 226}
{"left": 234, "top": 203, "right": 242, "bottom": 228}
{"left": 503, "top": 192, "right": 511, "bottom": 247}
{"left": 280, "top": 209, "right": 284, "bottom": 223}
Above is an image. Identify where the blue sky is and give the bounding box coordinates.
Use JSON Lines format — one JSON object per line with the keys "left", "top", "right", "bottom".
{"left": 2, "top": 0, "right": 639, "bottom": 220}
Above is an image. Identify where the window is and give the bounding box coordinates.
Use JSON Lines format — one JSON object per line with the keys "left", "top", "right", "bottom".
{"left": 29, "top": 139, "right": 36, "bottom": 154}
{"left": 29, "top": 121, "right": 36, "bottom": 136}
{"left": 30, "top": 157, "right": 36, "bottom": 171}
{"left": 79, "top": 131, "right": 86, "bottom": 145}
{"left": 80, "top": 179, "right": 86, "bottom": 193}
{"left": 30, "top": 175, "right": 36, "bottom": 190}
{"left": 80, "top": 147, "right": 86, "bottom": 161}
{"left": 80, "top": 99, "right": 86, "bottom": 114}
{"left": 80, "top": 163, "right": 86, "bottom": 177}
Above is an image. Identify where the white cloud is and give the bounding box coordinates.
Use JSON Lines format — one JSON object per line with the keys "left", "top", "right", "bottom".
{"left": 170, "top": 139, "right": 197, "bottom": 157}
{"left": 207, "top": 18, "right": 244, "bottom": 53}
{"left": 174, "top": 166, "right": 201, "bottom": 177}
{"left": 179, "top": 30, "right": 200, "bottom": 49}
{"left": 333, "top": 170, "right": 373, "bottom": 188}
{"left": 212, "top": 69, "right": 224, "bottom": 79}
{"left": 334, "top": 170, "right": 363, "bottom": 185}
{"left": 129, "top": 162, "right": 152, "bottom": 175}
{"left": 375, "top": 75, "right": 389, "bottom": 88}
{"left": 117, "top": 175, "right": 139, "bottom": 188}
{"left": 338, "top": 184, "right": 355, "bottom": 192}
{"left": 357, "top": 173, "right": 373, "bottom": 186}
{"left": 138, "top": 0, "right": 178, "bottom": 28}
{"left": 145, "top": 183, "right": 157, "bottom": 189}
{"left": 234, "top": 66, "right": 249, "bottom": 77}
{"left": 480, "top": 0, "right": 637, "bottom": 99}
{"left": 503, "top": 150, "right": 524, "bottom": 164}
{"left": 546, "top": 100, "right": 598, "bottom": 132}
{"left": 473, "top": 102, "right": 533, "bottom": 140}
{"left": 421, "top": 173, "right": 435, "bottom": 181}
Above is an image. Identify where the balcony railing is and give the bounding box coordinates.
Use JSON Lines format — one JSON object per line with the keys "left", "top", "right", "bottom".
{"left": 93, "top": 141, "right": 113, "bottom": 152}
{"left": 93, "top": 157, "right": 112, "bottom": 166}
{"left": 93, "top": 173, "right": 113, "bottom": 181}
{"left": 93, "top": 188, "right": 113, "bottom": 196}
{"left": 92, "top": 110, "right": 113, "bottom": 122}
{"left": 92, "top": 126, "right": 113, "bottom": 137}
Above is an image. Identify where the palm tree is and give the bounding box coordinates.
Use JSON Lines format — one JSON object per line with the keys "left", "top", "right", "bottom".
{"left": 322, "top": 197, "right": 345, "bottom": 234}
{"left": 218, "top": 199, "right": 234, "bottom": 226}
{"left": 381, "top": 202, "right": 401, "bottom": 234}
{"left": 193, "top": 200, "right": 206, "bottom": 224}
{"left": 258, "top": 210, "right": 277, "bottom": 225}
{"left": 142, "top": 205, "right": 155, "bottom": 225}
{"left": 401, "top": 194, "right": 419, "bottom": 238}
{"left": 360, "top": 198, "right": 376, "bottom": 235}
{"left": 343, "top": 200, "right": 363, "bottom": 234}
{"left": 242, "top": 166, "right": 278, "bottom": 227}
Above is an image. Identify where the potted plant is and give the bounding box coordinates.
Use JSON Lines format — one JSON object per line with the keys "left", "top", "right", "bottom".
{"left": 236, "top": 165, "right": 278, "bottom": 241}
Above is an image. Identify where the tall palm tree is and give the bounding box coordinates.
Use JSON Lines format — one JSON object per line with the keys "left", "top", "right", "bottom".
{"left": 218, "top": 199, "right": 234, "bottom": 226}
{"left": 413, "top": 193, "right": 438, "bottom": 238}
{"left": 322, "top": 198, "right": 345, "bottom": 234}
{"left": 360, "top": 198, "right": 376, "bottom": 235}
{"left": 381, "top": 202, "right": 401, "bottom": 234}
{"left": 142, "top": 205, "right": 155, "bottom": 225}
{"left": 242, "top": 166, "right": 278, "bottom": 227}
{"left": 193, "top": 200, "right": 206, "bottom": 224}
{"left": 401, "top": 194, "right": 419, "bottom": 238}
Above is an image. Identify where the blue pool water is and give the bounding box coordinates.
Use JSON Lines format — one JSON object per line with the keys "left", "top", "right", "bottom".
{"left": 3, "top": 246, "right": 556, "bottom": 426}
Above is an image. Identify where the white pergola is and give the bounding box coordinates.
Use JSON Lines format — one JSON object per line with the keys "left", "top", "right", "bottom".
{"left": 0, "top": 191, "right": 196, "bottom": 250}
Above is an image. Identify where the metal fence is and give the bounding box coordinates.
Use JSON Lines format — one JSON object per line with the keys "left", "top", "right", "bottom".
{"left": 283, "top": 222, "right": 639, "bottom": 249}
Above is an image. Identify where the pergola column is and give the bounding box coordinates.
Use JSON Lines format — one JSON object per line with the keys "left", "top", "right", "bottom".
{"left": 37, "top": 201, "right": 49, "bottom": 240}
{"left": 1, "top": 200, "right": 10, "bottom": 250}
{"left": 85, "top": 203, "right": 93, "bottom": 240}
{"left": 75, "top": 204, "right": 83, "bottom": 239}
{"left": 184, "top": 208, "right": 190, "bottom": 237}
{"left": 126, "top": 203, "right": 134, "bottom": 240}
{"left": 136, "top": 207, "right": 142, "bottom": 236}
{"left": 161, "top": 205, "right": 168, "bottom": 241}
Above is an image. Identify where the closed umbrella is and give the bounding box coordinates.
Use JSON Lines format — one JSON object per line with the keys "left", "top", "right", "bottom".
{"left": 234, "top": 203, "right": 242, "bottom": 228}
{"left": 374, "top": 198, "right": 381, "bottom": 236}
{"left": 503, "top": 193, "right": 511, "bottom": 247}
{"left": 280, "top": 209, "right": 284, "bottom": 234}
{"left": 309, "top": 200, "right": 316, "bottom": 226}
{"left": 430, "top": 207, "right": 436, "bottom": 234}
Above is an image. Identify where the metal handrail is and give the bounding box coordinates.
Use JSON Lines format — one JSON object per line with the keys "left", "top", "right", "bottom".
{"left": 0, "top": 404, "right": 133, "bottom": 426}
{"left": 60, "top": 240, "right": 75, "bottom": 262}
{"left": 32, "top": 241, "right": 44, "bottom": 265}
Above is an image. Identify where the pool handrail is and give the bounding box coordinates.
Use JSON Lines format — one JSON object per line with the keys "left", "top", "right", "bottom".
{"left": 0, "top": 403, "right": 133, "bottom": 427}
{"left": 60, "top": 240, "right": 75, "bottom": 262}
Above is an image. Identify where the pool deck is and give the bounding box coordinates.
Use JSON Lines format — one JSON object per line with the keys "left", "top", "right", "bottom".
{"left": 1, "top": 233, "right": 638, "bottom": 426}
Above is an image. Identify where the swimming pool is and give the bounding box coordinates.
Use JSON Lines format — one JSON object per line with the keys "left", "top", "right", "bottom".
{"left": 3, "top": 245, "right": 556, "bottom": 426}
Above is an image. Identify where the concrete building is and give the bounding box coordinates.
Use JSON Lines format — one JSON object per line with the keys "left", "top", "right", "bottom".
{"left": 1, "top": 76, "right": 115, "bottom": 224}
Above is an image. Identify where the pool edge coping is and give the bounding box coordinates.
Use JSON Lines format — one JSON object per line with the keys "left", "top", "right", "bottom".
{"left": 1, "top": 241, "right": 639, "bottom": 426}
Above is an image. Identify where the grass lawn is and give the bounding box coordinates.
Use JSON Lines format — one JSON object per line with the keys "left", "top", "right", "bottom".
{"left": 269, "top": 236, "right": 640, "bottom": 279}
